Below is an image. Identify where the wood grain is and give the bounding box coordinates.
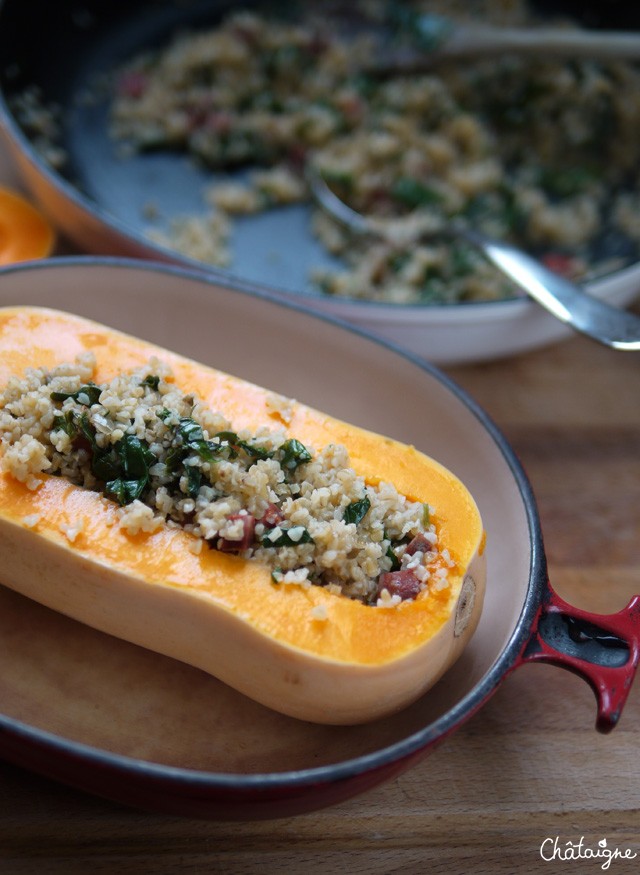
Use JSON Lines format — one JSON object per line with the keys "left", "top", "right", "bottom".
{"left": 0, "top": 324, "right": 638, "bottom": 874}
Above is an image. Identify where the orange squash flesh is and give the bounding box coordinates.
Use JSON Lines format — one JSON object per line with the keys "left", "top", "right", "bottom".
{"left": 0, "top": 188, "right": 55, "bottom": 265}
{"left": 0, "top": 306, "right": 486, "bottom": 723}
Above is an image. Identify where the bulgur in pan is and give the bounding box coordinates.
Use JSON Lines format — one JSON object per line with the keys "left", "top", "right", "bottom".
{"left": 105, "top": 0, "right": 640, "bottom": 304}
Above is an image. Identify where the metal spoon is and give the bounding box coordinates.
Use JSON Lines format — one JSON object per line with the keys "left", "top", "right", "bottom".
{"left": 307, "top": 169, "right": 640, "bottom": 351}
{"left": 368, "top": 15, "right": 640, "bottom": 75}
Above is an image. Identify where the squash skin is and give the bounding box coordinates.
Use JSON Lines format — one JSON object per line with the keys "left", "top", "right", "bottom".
{"left": 0, "top": 306, "right": 486, "bottom": 724}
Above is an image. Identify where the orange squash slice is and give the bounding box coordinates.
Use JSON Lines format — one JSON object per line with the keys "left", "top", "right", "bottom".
{"left": 0, "top": 187, "right": 55, "bottom": 265}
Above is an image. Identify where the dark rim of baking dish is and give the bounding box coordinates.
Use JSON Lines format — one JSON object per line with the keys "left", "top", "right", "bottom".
{"left": 0, "top": 255, "right": 546, "bottom": 791}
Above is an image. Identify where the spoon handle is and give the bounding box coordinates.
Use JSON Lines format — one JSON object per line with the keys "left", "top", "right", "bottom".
{"left": 455, "top": 27, "right": 640, "bottom": 62}
{"left": 371, "top": 22, "right": 640, "bottom": 75}
{"left": 459, "top": 227, "right": 640, "bottom": 351}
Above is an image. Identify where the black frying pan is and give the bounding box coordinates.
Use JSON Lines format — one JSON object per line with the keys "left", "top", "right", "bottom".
{"left": 1, "top": 0, "right": 639, "bottom": 297}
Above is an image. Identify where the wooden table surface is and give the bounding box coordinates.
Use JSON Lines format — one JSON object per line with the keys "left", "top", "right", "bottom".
{"left": 0, "top": 152, "right": 639, "bottom": 873}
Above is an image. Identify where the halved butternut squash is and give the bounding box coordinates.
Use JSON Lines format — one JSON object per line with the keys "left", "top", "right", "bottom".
{"left": 0, "top": 306, "right": 486, "bottom": 724}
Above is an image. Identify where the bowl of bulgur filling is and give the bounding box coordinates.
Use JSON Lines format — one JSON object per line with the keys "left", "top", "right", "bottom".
{"left": 1, "top": 0, "right": 640, "bottom": 362}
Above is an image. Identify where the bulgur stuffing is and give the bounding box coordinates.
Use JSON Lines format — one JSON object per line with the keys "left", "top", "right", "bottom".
{"left": 106, "top": 0, "right": 640, "bottom": 303}
{"left": 0, "top": 354, "right": 454, "bottom": 607}
{"left": 11, "top": 1, "right": 640, "bottom": 305}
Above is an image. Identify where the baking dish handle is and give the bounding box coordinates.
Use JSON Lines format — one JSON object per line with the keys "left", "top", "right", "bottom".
{"left": 517, "top": 583, "right": 640, "bottom": 732}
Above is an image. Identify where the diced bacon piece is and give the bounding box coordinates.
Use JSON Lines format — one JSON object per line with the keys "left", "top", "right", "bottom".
{"left": 541, "top": 252, "right": 579, "bottom": 278}
{"left": 260, "top": 503, "right": 286, "bottom": 528}
{"left": 218, "top": 513, "right": 256, "bottom": 552}
{"left": 405, "top": 532, "right": 434, "bottom": 556}
{"left": 336, "top": 93, "right": 365, "bottom": 124}
{"left": 203, "top": 111, "right": 233, "bottom": 135}
{"left": 117, "top": 70, "right": 148, "bottom": 99}
{"left": 377, "top": 569, "right": 422, "bottom": 602}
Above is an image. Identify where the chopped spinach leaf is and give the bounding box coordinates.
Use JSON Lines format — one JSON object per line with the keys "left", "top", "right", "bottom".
{"left": 241, "top": 442, "right": 273, "bottom": 461}
{"left": 214, "top": 431, "right": 273, "bottom": 461}
{"left": 392, "top": 177, "right": 443, "bottom": 210}
{"left": 52, "top": 411, "right": 78, "bottom": 439}
{"left": 174, "top": 418, "right": 218, "bottom": 462}
{"left": 343, "top": 494, "right": 371, "bottom": 525}
{"left": 280, "top": 438, "right": 312, "bottom": 471}
{"left": 164, "top": 445, "right": 187, "bottom": 473}
{"left": 118, "top": 434, "right": 155, "bottom": 479}
{"left": 177, "top": 417, "right": 205, "bottom": 445}
{"left": 91, "top": 448, "right": 120, "bottom": 482}
{"left": 90, "top": 434, "right": 156, "bottom": 505}
{"left": 77, "top": 412, "right": 98, "bottom": 449}
{"left": 537, "top": 166, "right": 596, "bottom": 199}
{"left": 214, "top": 429, "right": 248, "bottom": 459}
{"left": 51, "top": 383, "right": 102, "bottom": 406}
{"left": 262, "top": 526, "right": 314, "bottom": 548}
{"left": 188, "top": 439, "right": 218, "bottom": 463}
{"left": 185, "top": 464, "right": 202, "bottom": 498}
{"left": 386, "top": 543, "right": 401, "bottom": 571}
{"left": 106, "top": 476, "right": 148, "bottom": 506}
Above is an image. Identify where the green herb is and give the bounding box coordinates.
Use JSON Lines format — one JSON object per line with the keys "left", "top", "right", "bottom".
{"left": 105, "top": 476, "right": 148, "bottom": 505}
{"left": 212, "top": 429, "right": 240, "bottom": 459}
{"left": 51, "top": 383, "right": 101, "bottom": 406}
{"left": 422, "top": 504, "right": 431, "bottom": 527}
{"left": 185, "top": 464, "right": 202, "bottom": 498}
{"left": 449, "top": 242, "right": 477, "bottom": 277}
{"left": 241, "top": 442, "right": 273, "bottom": 461}
{"left": 262, "top": 526, "right": 314, "bottom": 548}
{"left": 343, "top": 494, "right": 371, "bottom": 525}
{"left": 52, "top": 411, "right": 78, "bottom": 438}
{"left": 213, "top": 430, "right": 273, "bottom": 461}
{"left": 388, "top": 251, "right": 411, "bottom": 274}
{"left": 91, "top": 448, "right": 120, "bottom": 482}
{"left": 118, "top": 434, "right": 155, "bottom": 479}
{"left": 157, "top": 408, "right": 173, "bottom": 422}
{"left": 77, "top": 412, "right": 98, "bottom": 449}
{"left": 164, "top": 445, "right": 187, "bottom": 474}
{"left": 537, "top": 166, "right": 596, "bottom": 199}
{"left": 392, "top": 177, "right": 443, "bottom": 210}
{"left": 176, "top": 418, "right": 217, "bottom": 462}
{"left": 320, "top": 168, "right": 354, "bottom": 191}
{"left": 420, "top": 276, "right": 450, "bottom": 304}
{"left": 351, "top": 72, "right": 376, "bottom": 99}
{"left": 177, "top": 417, "right": 205, "bottom": 445}
{"left": 141, "top": 375, "right": 160, "bottom": 390}
{"left": 386, "top": 543, "right": 401, "bottom": 571}
{"left": 59, "top": 411, "right": 119, "bottom": 480}
{"left": 280, "top": 438, "right": 312, "bottom": 471}
{"left": 99, "top": 435, "right": 156, "bottom": 506}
